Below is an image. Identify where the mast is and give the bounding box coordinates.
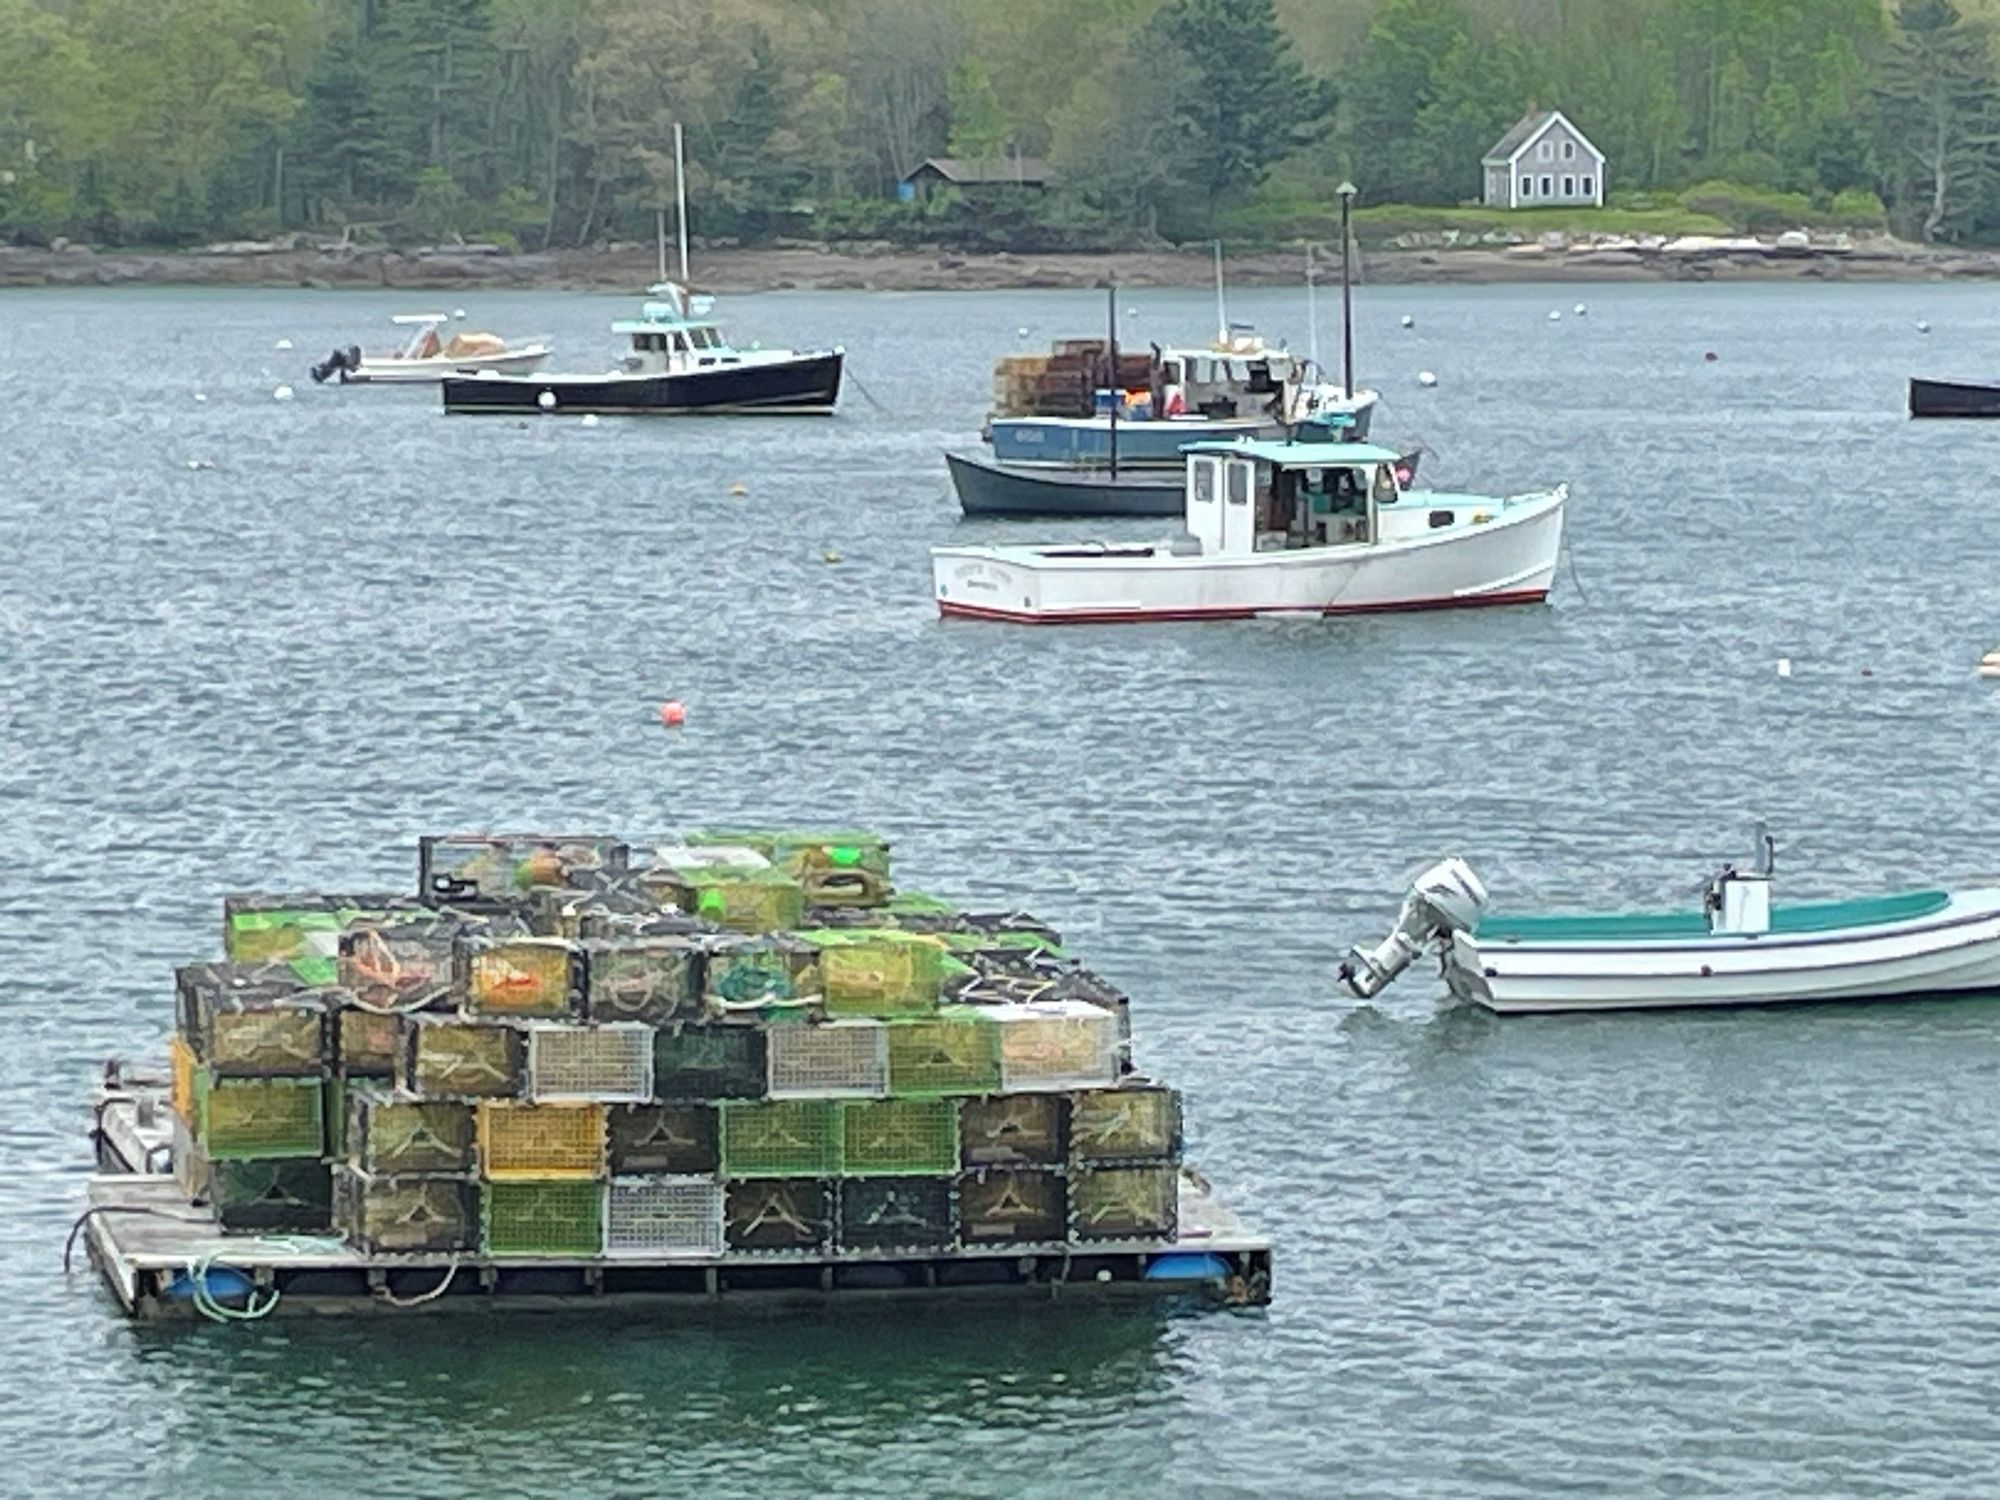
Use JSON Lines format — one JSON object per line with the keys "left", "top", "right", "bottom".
{"left": 1306, "top": 241, "right": 1319, "bottom": 373}
{"left": 673, "top": 121, "right": 691, "bottom": 284}
{"left": 656, "top": 208, "right": 668, "bottom": 283}
{"left": 1337, "top": 182, "right": 1357, "bottom": 400}
{"left": 1108, "top": 283, "right": 1120, "bottom": 480}
{"left": 1211, "top": 240, "right": 1227, "bottom": 346}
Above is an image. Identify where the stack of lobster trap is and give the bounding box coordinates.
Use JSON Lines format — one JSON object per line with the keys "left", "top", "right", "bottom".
{"left": 163, "top": 830, "right": 1186, "bottom": 1263}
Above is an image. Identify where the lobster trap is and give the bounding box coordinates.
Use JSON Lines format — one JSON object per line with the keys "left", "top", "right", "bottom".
{"left": 660, "top": 866, "right": 805, "bottom": 933}
{"left": 336, "top": 1007, "right": 404, "bottom": 1077}
{"left": 839, "top": 1098, "right": 958, "bottom": 1177}
{"left": 604, "top": 1176, "right": 725, "bottom": 1258}
{"left": 838, "top": 1177, "right": 954, "bottom": 1252}
{"left": 582, "top": 937, "right": 704, "bottom": 1025}
{"left": 338, "top": 916, "right": 469, "bottom": 1013}
{"left": 181, "top": 1147, "right": 334, "bottom": 1232}
{"left": 1069, "top": 1084, "right": 1183, "bottom": 1163}
{"left": 959, "top": 1093, "right": 1067, "bottom": 1168}
{"left": 345, "top": 1084, "right": 475, "bottom": 1174}
{"left": 333, "top": 1166, "right": 480, "bottom": 1254}
{"left": 807, "top": 930, "right": 944, "bottom": 1018}
{"left": 174, "top": 963, "right": 328, "bottom": 1075}
{"left": 222, "top": 893, "right": 421, "bottom": 966}
{"left": 482, "top": 1178, "right": 606, "bottom": 1256}
{"left": 719, "top": 1099, "right": 841, "bottom": 1178}
{"left": 1070, "top": 1165, "right": 1178, "bottom": 1242}
{"left": 885, "top": 1008, "right": 1000, "bottom": 1097}
{"left": 766, "top": 1020, "right": 888, "bottom": 1099}
{"left": 400, "top": 1017, "right": 525, "bottom": 1099}
{"left": 460, "top": 936, "right": 584, "bottom": 1019}
{"left": 652, "top": 1025, "right": 768, "bottom": 1101}
{"left": 193, "top": 1072, "right": 326, "bottom": 1160}
{"left": 991, "top": 999, "right": 1121, "bottom": 1093}
{"left": 419, "top": 833, "right": 628, "bottom": 908}
{"left": 703, "top": 934, "right": 823, "bottom": 1020}
{"left": 723, "top": 1178, "right": 833, "bottom": 1252}
{"left": 956, "top": 1168, "right": 1067, "bottom": 1246}
{"left": 476, "top": 1101, "right": 607, "bottom": 1180}
{"left": 525, "top": 1023, "right": 655, "bottom": 1103}
{"left": 607, "top": 1102, "right": 720, "bottom": 1176}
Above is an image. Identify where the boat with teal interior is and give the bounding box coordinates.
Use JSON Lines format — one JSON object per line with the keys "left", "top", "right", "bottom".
{"left": 1339, "top": 839, "right": 2000, "bottom": 1014}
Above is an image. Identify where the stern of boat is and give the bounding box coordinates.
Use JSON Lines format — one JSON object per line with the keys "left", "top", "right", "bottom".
{"left": 1440, "top": 930, "right": 1495, "bottom": 1008}
{"left": 931, "top": 549, "right": 1045, "bottom": 622}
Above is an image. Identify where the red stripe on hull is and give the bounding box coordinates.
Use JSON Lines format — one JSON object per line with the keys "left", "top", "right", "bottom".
{"left": 936, "top": 588, "right": 1550, "bottom": 625}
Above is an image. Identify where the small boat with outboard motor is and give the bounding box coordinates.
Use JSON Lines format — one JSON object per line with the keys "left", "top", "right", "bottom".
{"left": 1339, "top": 832, "right": 2000, "bottom": 1014}
{"left": 931, "top": 415, "right": 1557, "bottom": 624}
{"left": 310, "top": 314, "right": 551, "bottom": 384}
{"left": 1909, "top": 376, "right": 2000, "bottom": 419}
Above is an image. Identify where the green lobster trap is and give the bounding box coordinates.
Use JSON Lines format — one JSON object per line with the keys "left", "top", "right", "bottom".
{"left": 333, "top": 1166, "right": 479, "bottom": 1254}
{"left": 185, "top": 1152, "right": 332, "bottom": 1232}
{"left": 838, "top": 1177, "right": 954, "bottom": 1252}
{"left": 192, "top": 1072, "right": 326, "bottom": 1160}
{"left": 802, "top": 930, "right": 944, "bottom": 1018}
{"left": 839, "top": 1098, "right": 958, "bottom": 1176}
{"left": 662, "top": 866, "right": 805, "bottom": 933}
{"left": 703, "top": 934, "right": 823, "bottom": 1020}
{"left": 607, "top": 1102, "right": 720, "bottom": 1176}
{"left": 1070, "top": 1165, "right": 1178, "bottom": 1242}
{"left": 481, "top": 1178, "right": 606, "bottom": 1256}
{"left": 345, "top": 1084, "right": 475, "bottom": 1174}
{"left": 720, "top": 1099, "right": 841, "bottom": 1178}
{"left": 222, "top": 893, "right": 422, "bottom": 966}
{"left": 652, "top": 1025, "right": 768, "bottom": 1101}
{"left": 885, "top": 1008, "right": 1000, "bottom": 1097}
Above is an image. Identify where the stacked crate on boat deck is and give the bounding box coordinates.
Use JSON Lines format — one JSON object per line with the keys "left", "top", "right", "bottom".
{"left": 170, "top": 962, "right": 334, "bottom": 1231}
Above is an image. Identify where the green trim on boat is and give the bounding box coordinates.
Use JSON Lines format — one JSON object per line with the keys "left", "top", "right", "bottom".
{"left": 1477, "top": 889, "right": 1952, "bottom": 943}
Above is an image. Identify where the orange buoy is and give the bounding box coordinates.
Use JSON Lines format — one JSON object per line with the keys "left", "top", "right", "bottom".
{"left": 658, "top": 701, "right": 686, "bottom": 728}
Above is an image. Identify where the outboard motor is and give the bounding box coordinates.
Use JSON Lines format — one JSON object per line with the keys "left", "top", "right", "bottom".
{"left": 309, "top": 344, "right": 363, "bottom": 384}
{"left": 1339, "top": 858, "right": 1489, "bottom": 999}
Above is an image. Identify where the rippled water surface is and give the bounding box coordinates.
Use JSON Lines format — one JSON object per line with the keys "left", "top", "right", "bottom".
{"left": 7, "top": 280, "right": 2000, "bottom": 1496}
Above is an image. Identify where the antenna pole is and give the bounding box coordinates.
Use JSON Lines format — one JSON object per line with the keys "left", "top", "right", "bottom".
{"left": 1306, "top": 241, "right": 1319, "bottom": 372}
{"left": 1108, "top": 284, "right": 1120, "bottom": 480}
{"left": 1212, "top": 240, "right": 1227, "bottom": 345}
{"left": 673, "top": 121, "right": 690, "bottom": 283}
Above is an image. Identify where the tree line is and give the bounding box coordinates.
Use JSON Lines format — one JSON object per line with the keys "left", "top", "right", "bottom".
{"left": 0, "top": 0, "right": 1998, "bottom": 251}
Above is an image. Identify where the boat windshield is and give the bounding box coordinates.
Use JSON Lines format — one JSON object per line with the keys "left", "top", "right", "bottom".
{"left": 1272, "top": 464, "right": 1374, "bottom": 548}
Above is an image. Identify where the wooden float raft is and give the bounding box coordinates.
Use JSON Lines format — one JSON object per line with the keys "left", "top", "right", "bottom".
{"left": 84, "top": 1085, "right": 1273, "bottom": 1321}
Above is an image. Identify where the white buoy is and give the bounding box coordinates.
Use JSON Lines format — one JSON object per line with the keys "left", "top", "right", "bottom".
{"left": 1548, "top": 309, "right": 1562, "bottom": 321}
{"left": 1979, "top": 649, "right": 2000, "bottom": 678}
{"left": 185, "top": 459, "right": 215, "bottom": 471}
{"left": 537, "top": 390, "right": 556, "bottom": 411}
{"left": 274, "top": 338, "right": 293, "bottom": 351}
{"left": 580, "top": 413, "right": 600, "bottom": 428}
{"left": 1573, "top": 302, "right": 1587, "bottom": 316}
{"left": 1400, "top": 314, "right": 1415, "bottom": 329}
{"left": 1017, "top": 326, "right": 1029, "bottom": 338}
{"left": 272, "top": 384, "right": 294, "bottom": 401}
{"left": 1417, "top": 370, "right": 1438, "bottom": 387}
{"left": 193, "top": 392, "right": 207, "bottom": 403}
{"left": 1917, "top": 320, "right": 1932, "bottom": 334}
{"left": 452, "top": 308, "right": 467, "bottom": 320}
{"left": 1777, "top": 657, "right": 1792, "bottom": 678}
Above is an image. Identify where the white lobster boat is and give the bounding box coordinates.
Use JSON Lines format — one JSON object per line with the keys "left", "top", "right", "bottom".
{"left": 930, "top": 425, "right": 1566, "bottom": 625}
{"left": 1340, "top": 840, "right": 2000, "bottom": 1014}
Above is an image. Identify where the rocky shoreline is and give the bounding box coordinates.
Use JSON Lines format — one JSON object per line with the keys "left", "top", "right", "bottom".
{"left": 5, "top": 234, "right": 2000, "bottom": 292}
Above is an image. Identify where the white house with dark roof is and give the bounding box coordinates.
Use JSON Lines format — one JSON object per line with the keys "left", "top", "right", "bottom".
{"left": 1481, "top": 110, "right": 1604, "bottom": 209}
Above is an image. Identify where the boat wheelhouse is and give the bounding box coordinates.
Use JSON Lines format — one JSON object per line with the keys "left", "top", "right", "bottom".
{"left": 931, "top": 425, "right": 1564, "bottom": 624}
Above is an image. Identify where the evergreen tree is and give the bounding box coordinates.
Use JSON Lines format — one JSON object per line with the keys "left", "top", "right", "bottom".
{"left": 292, "top": 32, "right": 406, "bottom": 217}
{"left": 1147, "top": 0, "right": 1334, "bottom": 227}
{"left": 1877, "top": 0, "right": 2000, "bottom": 241}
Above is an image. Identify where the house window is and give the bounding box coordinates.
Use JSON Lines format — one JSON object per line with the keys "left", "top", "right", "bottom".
{"left": 1563, "top": 175, "right": 1575, "bottom": 196}
{"left": 1561, "top": 140, "right": 1576, "bottom": 161}
{"left": 1537, "top": 140, "right": 1553, "bottom": 162}
{"left": 1541, "top": 175, "right": 1553, "bottom": 196}
{"left": 1582, "top": 176, "right": 1595, "bottom": 197}
{"left": 1520, "top": 175, "right": 1533, "bottom": 200}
